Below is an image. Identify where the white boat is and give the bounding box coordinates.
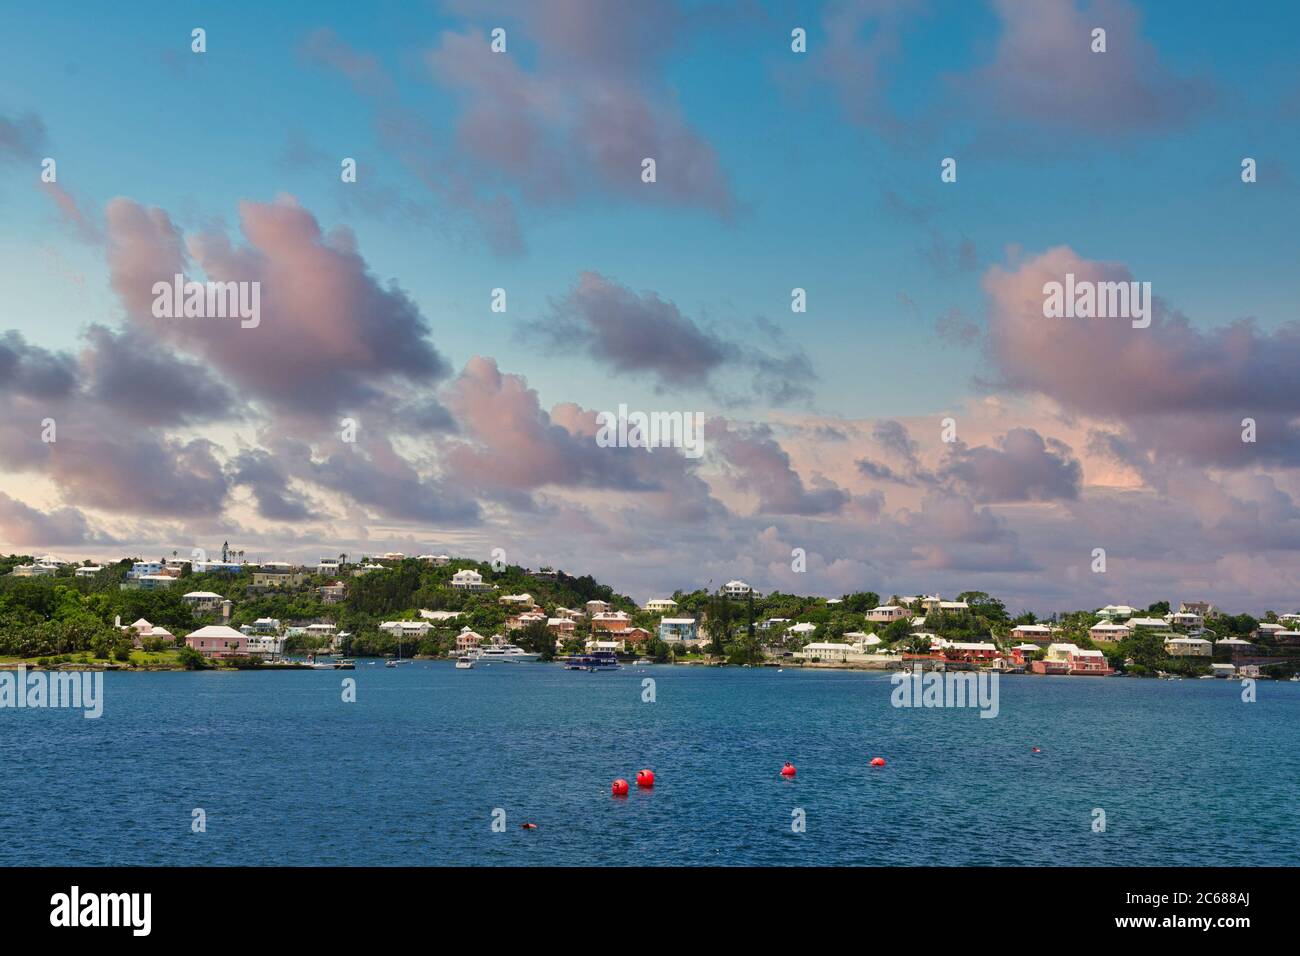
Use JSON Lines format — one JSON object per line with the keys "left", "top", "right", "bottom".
{"left": 472, "top": 644, "right": 542, "bottom": 663}
{"left": 634, "top": 658, "right": 652, "bottom": 665}
{"left": 454, "top": 656, "right": 475, "bottom": 669}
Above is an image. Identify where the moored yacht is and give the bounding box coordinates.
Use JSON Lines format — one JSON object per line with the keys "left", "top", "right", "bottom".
{"left": 472, "top": 643, "right": 541, "bottom": 663}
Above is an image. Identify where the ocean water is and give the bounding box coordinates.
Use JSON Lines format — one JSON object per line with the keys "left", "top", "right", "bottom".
{"left": 1, "top": 663, "right": 1297, "bottom": 866}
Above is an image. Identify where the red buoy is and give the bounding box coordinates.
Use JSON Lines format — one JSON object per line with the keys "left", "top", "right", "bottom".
{"left": 636, "top": 769, "right": 655, "bottom": 788}
{"left": 1032, "top": 747, "right": 1041, "bottom": 754}
{"left": 611, "top": 778, "right": 629, "bottom": 796}
{"left": 870, "top": 757, "right": 886, "bottom": 767}
{"left": 780, "top": 762, "right": 796, "bottom": 777}
{"left": 520, "top": 822, "right": 537, "bottom": 829}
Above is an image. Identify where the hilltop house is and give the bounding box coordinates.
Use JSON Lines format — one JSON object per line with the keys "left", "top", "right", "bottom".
{"left": 74, "top": 565, "right": 103, "bottom": 578}
{"left": 585, "top": 600, "right": 611, "bottom": 616}
{"left": 1096, "top": 605, "right": 1138, "bottom": 620}
{"left": 867, "top": 605, "right": 909, "bottom": 624}
{"left": 722, "top": 580, "right": 753, "bottom": 597}
{"left": 182, "top": 591, "right": 225, "bottom": 613}
{"left": 450, "top": 569, "right": 493, "bottom": 591}
{"left": 319, "top": 581, "right": 347, "bottom": 604}
{"left": 643, "top": 599, "right": 678, "bottom": 613}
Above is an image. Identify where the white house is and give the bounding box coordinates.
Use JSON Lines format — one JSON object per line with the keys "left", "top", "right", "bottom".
{"left": 419, "top": 554, "right": 452, "bottom": 566}
{"left": 450, "top": 569, "right": 492, "bottom": 591}
{"left": 182, "top": 591, "right": 225, "bottom": 613}
{"left": 10, "top": 563, "right": 57, "bottom": 577}
{"left": 379, "top": 620, "right": 431, "bottom": 639}
{"left": 419, "top": 609, "right": 463, "bottom": 622}
{"left": 499, "top": 593, "right": 535, "bottom": 606}
{"left": 643, "top": 599, "right": 678, "bottom": 613}
{"left": 797, "top": 642, "right": 863, "bottom": 662}
{"left": 74, "top": 565, "right": 103, "bottom": 578}
{"left": 1096, "top": 604, "right": 1138, "bottom": 620}
{"left": 722, "top": 580, "right": 752, "bottom": 597}
{"left": 1125, "top": 617, "right": 1169, "bottom": 630}
{"left": 788, "top": 622, "right": 817, "bottom": 636}
{"left": 658, "top": 618, "right": 699, "bottom": 643}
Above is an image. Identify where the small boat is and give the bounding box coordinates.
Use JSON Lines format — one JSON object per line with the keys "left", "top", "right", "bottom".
{"left": 334, "top": 659, "right": 356, "bottom": 670}
{"left": 304, "top": 655, "right": 335, "bottom": 670}
{"left": 385, "top": 660, "right": 398, "bottom": 668}
{"left": 455, "top": 656, "right": 475, "bottom": 669}
{"left": 634, "top": 658, "right": 653, "bottom": 665}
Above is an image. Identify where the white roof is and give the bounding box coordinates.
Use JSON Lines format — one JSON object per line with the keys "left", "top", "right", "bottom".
{"left": 187, "top": 625, "right": 246, "bottom": 639}
{"left": 1013, "top": 643, "right": 1041, "bottom": 651}
{"left": 183, "top": 591, "right": 223, "bottom": 599}
{"left": 130, "top": 618, "right": 153, "bottom": 629}
{"left": 949, "top": 642, "right": 998, "bottom": 650}
{"left": 1013, "top": 624, "right": 1053, "bottom": 633}
{"left": 803, "top": 642, "right": 854, "bottom": 651}
{"left": 1126, "top": 617, "right": 1168, "bottom": 628}
{"left": 1091, "top": 621, "right": 1131, "bottom": 629}
{"left": 1216, "top": 637, "right": 1255, "bottom": 645}
{"left": 789, "top": 622, "right": 817, "bottom": 633}
{"left": 1165, "top": 636, "right": 1211, "bottom": 645}
{"left": 660, "top": 617, "right": 697, "bottom": 625}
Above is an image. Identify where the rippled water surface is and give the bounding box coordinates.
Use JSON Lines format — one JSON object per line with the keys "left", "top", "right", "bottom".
{"left": 2, "top": 664, "right": 1296, "bottom": 865}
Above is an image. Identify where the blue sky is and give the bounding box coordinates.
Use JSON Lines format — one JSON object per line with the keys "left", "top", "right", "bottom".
{"left": 2, "top": 1, "right": 1300, "bottom": 611}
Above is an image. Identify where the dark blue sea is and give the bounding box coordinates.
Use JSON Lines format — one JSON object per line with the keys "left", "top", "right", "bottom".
{"left": 2, "top": 663, "right": 1297, "bottom": 866}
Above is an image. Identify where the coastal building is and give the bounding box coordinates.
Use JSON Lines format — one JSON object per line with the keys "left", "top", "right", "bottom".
{"left": 554, "top": 607, "right": 585, "bottom": 621}
{"left": 1168, "top": 611, "right": 1204, "bottom": 630}
{"left": 797, "top": 641, "right": 861, "bottom": 663}
{"left": 757, "top": 617, "right": 792, "bottom": 632}
{"left": 643, "top": 599, "right": 678, "bottom": 613}
{"left": 1010, "top": 644, "right": 1042, "bottom": 666}
{"left": 586, "top": 639, "right": 625, "bottom": 653}
{"left": 1179, "top": 601, "right": 1215, "bottom": 617}
{"left": 379, "top": 620, "right": 431, "bottom": 639}
{"left": 352, "top": 563, "right": 385, "bottom": 576}
{"left": 242, "top": 618, "right": 281, "bottom": 635}
{"left": 943, "top": 642, "right": 1001, "bottom": 663}
{"left": 377, "top": 552, "right": 406, "bottom": 562}
{"left": 418, "top": 554, "right": 452, "bottom": 566}
{"left": 74, "top": 565, "right": 103, "bottom": 578}
{"left": 547, "top": 617, "right": 575, "bottom": 636}
{"left": 1089, "top": 621, "right": 1132, "bottom": 642}
{"left": 722, "top": 580, "right": 753, "bottom": 598}
{"left": 1216, "top": 636, "right": 1257, "bottom": 658}
{"left": 624, "top": 627, "right": 651, "bottom": 645}
{"left": 182, "top": 591, "right": 225, "bottom": 613}
{"left": 1210, "top": 663, "right": 1236, "bottom": 678}
{"left": 1273, "top": 631, "right": 1300, "bottom": 645}
{"left": 867, "top": 605, "right": 909, "bottom": 624}
{"left": 127, "top": 561, "right": 163, "bottom": 579}
{"left": 789, "top": 622, "right": 817, "bottom": 636}
{"left": 1009, "top": 624, "right": 1054, "bottom": 643}
{"left": 507, "top": 611, "right": 547, "bottom": 630}
{"left": 317, "top": 557, "right": 342, "bottom": 575}
{"left": 1253, "top": 622, "right": 1285, "bottom": 639}
{"left": 191, "top": 560, "right": 245, "bottom": 574}
{"left": 1164, "top": 636, "right": 1212, "bottom": 657}
{"left": 303, "top": 623, "right": 337, "bottom": 641}
{"left": 499, "top": 593, "right": 534, "bottom": 607}
{"left": 658, "top": 618, "right": 699, "bottom": 644}
{"left": 1039, "top": 643, "right": 1111, "bottom": 675}
{"left": 185, "top": 625, "right": 250, "bottom": 659}
{"left": 451, "top": 569, "right": 493, "bottom": 591}
{"left": 456, "top": 628, "right": 486, "bottom": 653}
{"left": 585, "top": 600, "right": 611, "bottom": 616}
{"left": 592, "top": 611, "right": 632, "bottom": 633}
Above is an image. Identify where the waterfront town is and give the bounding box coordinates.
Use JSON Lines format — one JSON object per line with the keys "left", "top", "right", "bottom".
{"left": 1, "top": 547, "right": 1296, "bottom": 679}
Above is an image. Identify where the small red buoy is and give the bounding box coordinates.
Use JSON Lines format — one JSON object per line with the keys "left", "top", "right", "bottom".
{"left": 520, "top": 822, "right": 537, "bottom": 829}
{"left": 870, "top": 757, "right": 886, "bottom": 767}
{"left": 636, "top": 769, "right": 655, "bottom": 788}
{"left": 1032, "top": 747, "right": 1041, "bottom": 754}
{"left": 780, "top": 762, "right": 796, "bottom": 777}
{"left": 611, "top": 778, "right": 629, "bottom": 796}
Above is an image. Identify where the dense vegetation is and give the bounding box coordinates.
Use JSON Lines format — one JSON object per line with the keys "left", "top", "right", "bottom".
{"left": 1, "top": 554, "right": 1295, "bottom": 675}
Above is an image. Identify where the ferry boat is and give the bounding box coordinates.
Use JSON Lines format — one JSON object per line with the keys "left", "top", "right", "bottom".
{"left": 563, "top": 651, "right": 621, "bottom": 672}
{"left": 472, "top": 644, "right": 542, "bottom": 663}
{"left": 454, "top": 656, "right": 475, "bottom": 669}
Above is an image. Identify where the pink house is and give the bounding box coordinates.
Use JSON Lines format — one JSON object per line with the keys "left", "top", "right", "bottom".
{"left": 185, "top": 625, "right": 249, "bottom": 659}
